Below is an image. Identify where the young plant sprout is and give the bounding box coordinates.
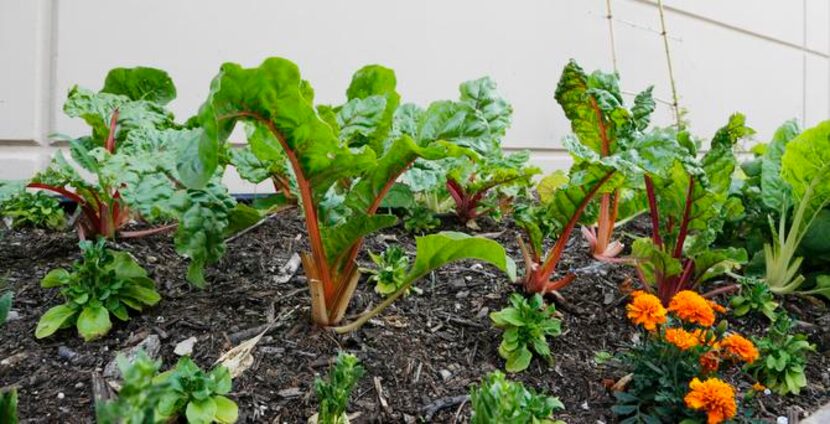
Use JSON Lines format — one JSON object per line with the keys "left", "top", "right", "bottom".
{"left": 312, "top": 352, "right": 364, "bottom": 424}
{"left": 490, "top": 293, "right": 562, "bottom": 373}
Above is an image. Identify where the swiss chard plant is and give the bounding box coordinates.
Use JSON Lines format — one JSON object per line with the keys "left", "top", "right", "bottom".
{"left": 470, "top": 371, "right": 565, "bottom": 424}
{"left": 762, "top": 120, "right": 830, "bottom": 297}
{"left": 312, "top": 352, "right": 364, "bottom": 424}
{"left": 0, "top": 190, "right": 65, "bottom": 230}
{"left": 490, "top": 293, "right": 562, "bottom": 373}
{"left": 35, "top": 239, "right": 160, "bottom": 341}
{"left": 555, "top": 60, "right": 654, "bottom": 260}
{"left": 398, "top": 77, "right": 538, "bottom": 225}
{"left": 179, "top": 57, "right": 515, "bottom": 327}
{"left": 630, "top": 115, "right": 752, "bottom": 305}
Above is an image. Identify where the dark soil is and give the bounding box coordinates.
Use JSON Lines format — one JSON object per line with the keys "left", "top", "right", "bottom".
{"left": 1, "top": 212, "right": 828, "bottom": 423}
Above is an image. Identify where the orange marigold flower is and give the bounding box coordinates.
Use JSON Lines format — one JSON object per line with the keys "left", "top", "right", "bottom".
{"left": 699, "top": 351, "right": 720, "bottom": 373}
{"left": 692, "top": 329, "right": 717, "bottom": 346}
{"left": 665, "top": 328, "right": 700, "bottom": 350}
{"left": 752, "top": 382, "right": 766, "bottom": 391}
{"left": 626, "top": 291, "right": 667, "bottom": 330}
{"left": 684, "top": 377, "right": 737, "bottom": 424}
{"left": 668, "top": 290, "right": 716, "bottom": 327}
{"left": 707, "top": 300, "right": 727, "bottom": 314}
{"left": 720, "top": 333, "right": 759, "bottom": 363}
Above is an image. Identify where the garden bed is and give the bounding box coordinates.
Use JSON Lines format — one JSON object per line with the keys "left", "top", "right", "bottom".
{"left": 1, "top": 213, "right": 828, "bottom": 423}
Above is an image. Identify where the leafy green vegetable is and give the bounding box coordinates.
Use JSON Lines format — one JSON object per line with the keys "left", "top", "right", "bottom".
{"left": 490, "top": 293, "right": 562, "bottom": 373}
{"left": 35, "top": 239, "right": 160, "bottom": 341}
{"left": 0, "top": 190, "right": 65, "bottom": 229}
{"left": 182, "top": 57, "right": 496, "bottom": 327}
{"left": 555, "top": 60, "right": 655, "bottom": 259}
{"left": 765, "top": 120, "right": 830, "bottom": 297}
{"left": 748, "top": 314, "right": 815, "bottom": 395}
{"left": 470, "top": 371, "right": 565, "bottom": 424}
{"left": 630, "top": 115, "right": 751, "bottom": 304}
{"left": 101, "top": 66, "right": 177, "bottom": 105}
{"left": 402, "top": 205, "right": 440, "bottom": 234}
{"left": 313, "top": 352, "right": 364, "bottom": 424}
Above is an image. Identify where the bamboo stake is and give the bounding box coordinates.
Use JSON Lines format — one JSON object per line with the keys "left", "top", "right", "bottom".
{"left": 656, "top": 0, "right": 681, "bottom": 127}
{"left": 604, "top": 0, "right": 619, "bottom": 72}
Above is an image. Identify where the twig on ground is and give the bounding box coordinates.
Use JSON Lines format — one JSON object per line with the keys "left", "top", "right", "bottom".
{"left": 421, "top": 395, "right": 470, "bottom": 421}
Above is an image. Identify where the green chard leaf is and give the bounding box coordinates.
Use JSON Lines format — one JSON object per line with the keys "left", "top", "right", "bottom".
{"left": 101, "top": 66, "right": 177, "bottom": 105}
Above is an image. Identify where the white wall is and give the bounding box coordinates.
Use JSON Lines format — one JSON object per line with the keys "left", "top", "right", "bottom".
{"left": 1, "top": 0, "right": 827, "bottom": 192}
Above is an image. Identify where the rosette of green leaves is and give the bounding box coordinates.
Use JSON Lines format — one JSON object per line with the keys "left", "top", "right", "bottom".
{"left": 0, "top": 190, "right": 65, "bottom": 229}
{"left": 490, "top": 293, "right": 562, "bottom": 373}
{"left": 362, "top": 246, "right": 410, "bottom": 296}
{"left": 748, "top": 314, "right": 815, "bottom": 395}
{"left": 154, "top": 357, "right": 237, "bottom": 424}
{"left": 729, "top": 277, "right": 779, "bottom": 320}
{"left": 470, "top": 371, "right": 565, "bottom": 424}
{"left": 96, "top": 351, "right": 168, "bottom": 424}
{"left": 35, "top": 239, "right": 160, "bottom": 341}
{"left": 314, "top": 352, "right": 364, "bottom": 424}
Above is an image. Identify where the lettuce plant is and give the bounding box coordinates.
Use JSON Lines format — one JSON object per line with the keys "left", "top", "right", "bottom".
{"left": 555, "top": 60, "right": 654, "bottom": 259}
{"left": 763, "top": 120, "right": 830, "bottom": 297}
{"left": 631, "top": 115, "right": 751, "bottom": 305}
{"left": 470, "top": 371, "right": 565, "bottom": 424}
{"left": 179, "top": 57, "right": 514, "bottom": 327}
{"left": 490, "top": 293, "right": 562, "bottom": 373}
{"left": 0, "top": 190, "right": 65, "bottom": 229}
{"left": 35, "top": 239, "right": 160, "bottom": 341}
{"left": 313, "top": 352, "right": 364, "bottom": 424}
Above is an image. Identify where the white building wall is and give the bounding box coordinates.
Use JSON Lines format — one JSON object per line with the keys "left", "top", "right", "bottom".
{"left": 1, "top": 0, "right": 827, "bottom": 192}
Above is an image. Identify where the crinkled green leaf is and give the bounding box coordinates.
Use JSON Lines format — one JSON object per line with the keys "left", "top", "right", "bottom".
{"left": 760, "top": 120, "right": 800, "bottom": 211}
{"left": 781, "top": 119, "right": 830, "bottom": 233}
{"left": 322, "top": 213, "right": 397, "bottom": 266}
{"left": 631, "top": 238, "right": 682, "bottom": 286}
{"left": 344, "top": 64, "right": 400, "bottom": 152}
{"left": 101, "top": 66, "right": 177, "bottom": 105}
{"left": 692, "top": 247, "right": 747, "bottom": 285}
{"left": 405, "top": 231, "right": 516, "bottom": 283}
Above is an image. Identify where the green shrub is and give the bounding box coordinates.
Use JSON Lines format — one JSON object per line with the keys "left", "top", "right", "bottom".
{"left": 490, "top": 293, "right": 562, "bottom": 373}
{"left": 470, "top": 371, "right": 564, "bottom": 424}
{"left": 314, "top": 352, "right": 364, "bottom": 424}
{"left": 35, "top": 239, "right": 160, "bottom": 341}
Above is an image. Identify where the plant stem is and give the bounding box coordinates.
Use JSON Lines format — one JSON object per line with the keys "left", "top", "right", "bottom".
{"left": 656, "top": 0, "right": 681, "bottom": 127}
{"left": 644, "top": 175, "right": 663, "bottom": 248}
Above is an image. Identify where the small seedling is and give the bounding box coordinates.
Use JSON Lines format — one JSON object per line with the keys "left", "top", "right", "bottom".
{"left": 729, "top": 277, "right": 779, "bottom": 320}
{"left": 313, "top": 352, "right": 365, "bottom": 424}
{"left": 361, "top": 246, "right": 411, "bottom": 296}
{"left": 748, "top": 313, "right": 815, "bottom": 395}
{"left": 470, "top": 371, "right": 565, "bottom": 424}
{"left": 0, "top": 190, "right": 65, "bottom": 230}
{"left": 490, "top": 293, "right": 562, "bottom": 373}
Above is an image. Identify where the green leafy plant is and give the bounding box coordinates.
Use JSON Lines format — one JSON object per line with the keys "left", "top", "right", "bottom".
{"left": 0, "top": 284, "right": 12, "bottom": 326}
{"left": 470, "top": 371, "right": 565, "bottom": 424}
{"left": 763, "top": 120, "right": 830, "bottom": 297}
{"left": 97, "top": 351, "right": 168, "bottom": 424}
{"left": 630, "top": 115, "right": 751, "bottom": 305}
{"left": 555, "top": 60, "right": 655, "bottom": 260}
{"left": 361, "top": 246, "right": 410, "bottom": 296}
{"left": 0, "top": 190, "right": 65, "bottom": 229}
{"left": 0, "top": 387, "right": 17, "bottom": 424}
{"left": 35, "top": 239, "right": 160, "bottom": 341}
{"left": 402, "top": 206, "right": 440, "bottom": 234}
{"left": 747, "top": 313, "right": 815, "bottom": 395}
{"left": 179, "top": 57, "right": 515, "bottom": 327}
{"left": 446, "top": 152, "right": 540, "bottom": 226}
{"left": 98, "top": 353, "right": 237, "bottom": 424}
{"left": 490, "top": 293, "right": 562, "bottom": 373}
{"left": 729, "top": 277, "right": 779, "bottom": 320}
{"left": 154, "top": 357, "right": 237, "bottom": 424}
{"left": 312, "top": 352, "right": 364, "bottom": 424}
{"left": 8, "top": 67, "right": 236, "bottom": 286}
